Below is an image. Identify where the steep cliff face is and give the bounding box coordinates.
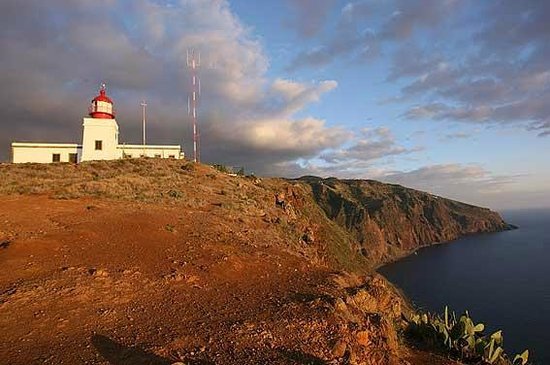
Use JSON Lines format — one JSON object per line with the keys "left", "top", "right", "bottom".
{"left": 297, "top": 176, "right": 511, "bottom": 265}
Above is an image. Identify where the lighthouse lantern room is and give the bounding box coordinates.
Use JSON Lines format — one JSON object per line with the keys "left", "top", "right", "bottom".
{"left": 10, "top": 84, "right": 183, "bottom": 163}
{"left": 89, "top": 83, "right": 115, "bottom": 119}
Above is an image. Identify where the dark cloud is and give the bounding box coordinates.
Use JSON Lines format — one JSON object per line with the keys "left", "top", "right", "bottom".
{"left": 380, "top": 0, "right": 463, "bottom": 40}
{"left": 286, "top": 0, "right": 337, "bottom": 38}
{"left": 386, "top": 46, "right": 444, "bottom": 81}
{"left": 287, "top": 0, "right": 460, "bottom": 71}
{"left": 0, "top": 0, "right": 350, "bottom": 170}
{"left": 287, "top": 1, "right": 379, "bottom": 71}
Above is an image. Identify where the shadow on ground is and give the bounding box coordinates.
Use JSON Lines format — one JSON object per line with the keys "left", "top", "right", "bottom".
{"left": 92, "top": 334, "right": 172, "bottom": 365}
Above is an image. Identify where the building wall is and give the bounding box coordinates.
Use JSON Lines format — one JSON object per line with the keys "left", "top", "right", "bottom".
{"left": 11, "top": 118, "right": 183, "bottom": 163}
{"left": 118, "top": 145, "right": 183, "bottom": 159}
{"left": 81, "top": 117, "right": 121, "bottom": 161}
{"left": 11, "top": 143, "right": 81, "bottom": 163}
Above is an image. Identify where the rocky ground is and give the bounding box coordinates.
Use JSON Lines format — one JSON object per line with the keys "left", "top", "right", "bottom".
{"left": 0, "top": 160, "right": 507, "bottom": 364}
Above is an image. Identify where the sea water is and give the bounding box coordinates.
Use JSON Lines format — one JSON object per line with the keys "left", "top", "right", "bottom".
{"left": 378, "top": 209, "right": 550, "bottom": 364}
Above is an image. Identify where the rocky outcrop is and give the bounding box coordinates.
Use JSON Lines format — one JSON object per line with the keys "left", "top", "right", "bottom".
{"left": 297, "top": 176, "right": 512, "bottom": 265}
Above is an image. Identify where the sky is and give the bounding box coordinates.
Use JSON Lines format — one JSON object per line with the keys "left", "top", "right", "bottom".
{"left": 0, "top": 0, "right": 549, "bottom": 210}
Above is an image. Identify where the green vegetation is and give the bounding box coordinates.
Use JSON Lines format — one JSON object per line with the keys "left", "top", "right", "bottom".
{"left": 406, "top": 306, "right": 529, "bottom": 365}
{"left": 212, "top": 164, "right": 245, "bottom": 176}
{"left": 211, "top": 163, "right": 231, "bottom": 174}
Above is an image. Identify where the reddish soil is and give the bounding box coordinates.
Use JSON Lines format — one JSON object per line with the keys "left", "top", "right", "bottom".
{"left": 0, "top": 195, "right": 460, "bottom": 365}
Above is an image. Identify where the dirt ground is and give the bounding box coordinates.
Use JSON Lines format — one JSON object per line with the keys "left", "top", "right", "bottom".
{"left": 0, "top": 194, "right": 460, "bottom": 365}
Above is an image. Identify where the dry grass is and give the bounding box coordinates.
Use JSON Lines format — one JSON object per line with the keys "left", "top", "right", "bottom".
{"left": 0, "top": 159, "right": 227, "bottom": 203}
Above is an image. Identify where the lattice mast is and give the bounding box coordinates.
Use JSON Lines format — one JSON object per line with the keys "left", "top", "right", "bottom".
{"left": 187, "top": 49, "right": 201, "bottom": 162}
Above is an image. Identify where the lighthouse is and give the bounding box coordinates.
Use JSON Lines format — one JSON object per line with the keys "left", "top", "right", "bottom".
{"left": 10, "top": 83, "right": 183, "bottom": 163}
{"left": 80, "top": 84, "right": 121, "bottom": 162}
{"left": 89, "top": 83, "right": 115, "bottom": 119}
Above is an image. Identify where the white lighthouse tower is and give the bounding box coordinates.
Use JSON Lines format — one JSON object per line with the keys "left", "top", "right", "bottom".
{"left": 80, "top": 84, "right": 121, "bottom": 161}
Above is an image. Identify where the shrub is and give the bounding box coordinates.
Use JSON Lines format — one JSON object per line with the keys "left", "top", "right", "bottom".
{"left": 212, "top": 164, "right": 230, "bottom": 174}
{"left": 406, "top": 306, "right": 529, "bottom": 365}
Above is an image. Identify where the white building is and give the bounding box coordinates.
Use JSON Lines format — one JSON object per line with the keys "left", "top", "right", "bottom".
{"left": 11, "top": 85, "right": 184, "bottom": 163}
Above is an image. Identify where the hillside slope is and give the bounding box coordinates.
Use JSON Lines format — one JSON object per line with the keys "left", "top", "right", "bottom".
{"left": 0, "top": 160, "right": 510, "bottom": 365}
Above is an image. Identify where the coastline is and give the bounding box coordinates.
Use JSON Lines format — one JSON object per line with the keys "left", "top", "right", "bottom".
{"left": 374, "top": 222, "right": 517, "bottom": 271}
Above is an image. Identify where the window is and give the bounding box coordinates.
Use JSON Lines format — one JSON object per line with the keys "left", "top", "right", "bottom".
{"left": 52, "top": 153, "right": 61, "bottom": 162}
{"left": 69, "top": 153, "right": 78, "bottom": 163}
{"left": 95, "top": 140, "right": 103, "bottom": 150}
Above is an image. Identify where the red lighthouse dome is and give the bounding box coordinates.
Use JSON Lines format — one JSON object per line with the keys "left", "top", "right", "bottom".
{"left": 89, "top": 83, "right": 115, "bottom": 119}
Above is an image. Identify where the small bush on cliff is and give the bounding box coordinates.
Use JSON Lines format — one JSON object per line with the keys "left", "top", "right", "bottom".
{"left": 212, "top": 164, "right": 231, "bottom": 174}
{"left": 406, "top": 306, "right": 529, "bottom": 365}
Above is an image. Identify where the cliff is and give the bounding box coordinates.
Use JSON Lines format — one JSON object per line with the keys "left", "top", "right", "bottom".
{"left": 296, "top": 176, "right": 511, "bottom": 266}
{"left": 0, "top": 159, "right": 512, "bottom": 364}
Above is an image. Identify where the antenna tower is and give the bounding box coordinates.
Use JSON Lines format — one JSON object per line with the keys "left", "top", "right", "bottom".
{"left": 187, "top": 49, "right": 201, "bottom": 162}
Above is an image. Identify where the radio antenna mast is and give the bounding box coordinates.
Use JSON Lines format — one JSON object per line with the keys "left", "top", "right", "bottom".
{"left": 187, "top": 49, "right": 201, "bottom": 163}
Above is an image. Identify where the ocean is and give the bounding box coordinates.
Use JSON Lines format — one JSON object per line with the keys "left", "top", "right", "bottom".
{"left": 378, "top": 209, "right": 550, "bottom": 364}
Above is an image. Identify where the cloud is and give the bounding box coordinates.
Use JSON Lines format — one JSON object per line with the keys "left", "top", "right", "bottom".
{"left": 387, "top": 1, "right": 550, "bottom": 136}
{"left": 255, "top": 127, "right": 420, "bottom": 179}
{"left": 321, "top": 127, "right": 420, "bottom": 163}
{"left": 403, "top": 98, "right": 550, "bottom": 135}
{"left": 386, "top": 46, "right": 445, "bottom": 81}
{"left": 203, "top": 116, "right": 352, "bottom": 173}
{"left": 0, "top": 0, "right": 350, "bottom": 171}
{"left": 286, "top": 0, "right": 550, "bottom": 136}
{"left": 287, "top": 1, "right": 379, "bottom": 71}
{"left": 266, "top": 79, "right": 338, "bottom": 117}
{"left": 380, "top": 0, "right": 462, "bottom": 40}
{"left": 382, "top": 164, "right": 514, "bottom": 192}
{"left": 286, "top": 0, "right": 337, "bottom": 38}
{"left": 443, "top": 131, "right": 473, "bottom": 141}
{"left": 287, "top": 0, "right": 460, "bottom": 71}
{"left": 377, "top": 163, "right": 531, "bottom": 209}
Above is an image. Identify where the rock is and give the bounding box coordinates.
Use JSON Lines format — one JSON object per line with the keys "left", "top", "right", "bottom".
{"left": 342, "top": 348, "right": 356, "bottom": 364}
{"left": 275, "top": 192, "right": 286, "bottom": 208}
{"left": 331, "top": 339, "right": 347, "bottom": 357}
{"left": 95, "top": 269, "right": 109, "bottom": 277}
{"left": 0, "top": 240, "right": 10, "bottom": 249}
{"left": 89, "top": 268, "right": 108, "bottom": 277}
{"left": 301, "top": 228, "right": 315, "bottom": 244}
{"left": 356, "top": 330, "right": 370, "bottom": 347}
